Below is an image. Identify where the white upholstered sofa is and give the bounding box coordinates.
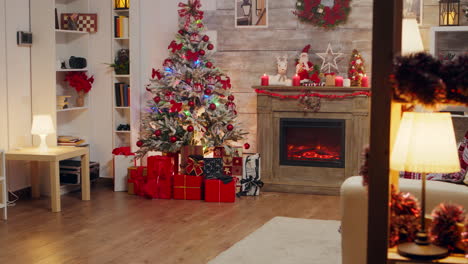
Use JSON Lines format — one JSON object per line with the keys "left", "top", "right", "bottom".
{"left": 340, "top": 176, "right": 468, "bottom": 264}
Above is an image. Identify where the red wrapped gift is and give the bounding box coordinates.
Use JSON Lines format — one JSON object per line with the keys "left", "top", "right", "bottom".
{"left": 128, "top": 166, "right": 147, "bottom": 196}
{"left": 204, "top": 179, "right": 236, "bottom": 203}
{"left": 148, "top": 155, "right": 173, "bottom": 179}
{"left": 213, "top": 147, "right": 224, "bottom": 158}
{"left": 223, "top": 166, "right": 232, "bottom": 176}
{"left": 186, "top": 156, "right": 204, "bottom": 176}
{"left": 146, "top": 156, "right": 173, "bottom": 199}
{"left": 173, "top": 175, "right": 203, "bottom": 200}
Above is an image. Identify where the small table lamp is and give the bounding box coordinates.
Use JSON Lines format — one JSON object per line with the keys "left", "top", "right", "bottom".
{"left": 390, "top": 112, "right": 461, "bottom": 260}
{"left": 31, "top": 115, "right": 55, "bottom": 153}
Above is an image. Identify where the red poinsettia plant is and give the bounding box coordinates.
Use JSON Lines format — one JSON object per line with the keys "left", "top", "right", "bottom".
{"left": 64, "top": 72, "right": 94, "bottom": 93}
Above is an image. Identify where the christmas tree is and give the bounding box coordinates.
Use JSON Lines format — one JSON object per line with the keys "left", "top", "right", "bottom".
{"left": 348, "top": 49, "right": 366, "bottom": 86}
{"left": 136, "top": 0, "right": 247, "bottom": 158}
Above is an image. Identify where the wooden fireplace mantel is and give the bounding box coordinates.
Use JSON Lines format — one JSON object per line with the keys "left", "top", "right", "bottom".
{"left": 253, "top": 85, "right": 371, "bottom": 92}
{"left": 255, "top": 85, "right": 371, "bottom": 195}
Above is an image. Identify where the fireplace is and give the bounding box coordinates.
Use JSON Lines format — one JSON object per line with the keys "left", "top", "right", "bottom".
{"left": 279, "top": 118, "right": 345, "bottom": 168}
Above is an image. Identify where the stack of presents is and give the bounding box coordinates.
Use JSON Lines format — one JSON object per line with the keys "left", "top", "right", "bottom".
{"left": 126, "top": 146, "right": 263, "bottom": 202}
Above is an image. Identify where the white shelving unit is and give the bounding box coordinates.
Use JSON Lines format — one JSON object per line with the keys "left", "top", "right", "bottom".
{"left": 0, "top": 150, "right": 6, "bottom": 220}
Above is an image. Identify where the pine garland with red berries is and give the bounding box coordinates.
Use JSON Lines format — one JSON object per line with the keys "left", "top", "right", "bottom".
{"left": 293, "top": 0, "right": 351, "bottom": 29}
{"left": 136, "top": 0, "right": 247, "bottom": 157}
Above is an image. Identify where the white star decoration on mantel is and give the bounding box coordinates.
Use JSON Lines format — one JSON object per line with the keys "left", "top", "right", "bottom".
{"left": 316, "top": 43, "right": 343, "bottom": 73}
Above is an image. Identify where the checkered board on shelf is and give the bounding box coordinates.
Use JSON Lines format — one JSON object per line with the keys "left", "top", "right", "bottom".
{"left": 60, "top": 13, "right": 98, "bottom": 33}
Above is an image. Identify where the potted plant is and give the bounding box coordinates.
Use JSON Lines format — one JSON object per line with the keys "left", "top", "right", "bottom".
{"left": 64, "top": 72, "right": 94, "bottom": 107}
{"left": 109, "top": 49, "right": 130, "bottom": 75}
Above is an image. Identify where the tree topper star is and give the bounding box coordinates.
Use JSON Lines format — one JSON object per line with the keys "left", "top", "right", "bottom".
{"left": 316, "top": 44, "right": 343, "bottom": 73}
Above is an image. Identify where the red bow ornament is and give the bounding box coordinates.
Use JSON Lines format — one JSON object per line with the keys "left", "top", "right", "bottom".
{"left": 186, "top": 50, "right": 199, "bottom": 61}
{"left": 178, "top": 0, "right": 204, "bottom": 30}
{"left": 170, "top": 100, "right": 183, "bottom": 113}
{"left": 220, "top": 78, "right": 232, "bottom": 89}
{"left": 152, "top": 68, "right": 162, "bottom": 80}
{"left": 186, "top": 157, "right": 204, "bottom": 176}
{"left": 168, "top": 41, "right": 183, "bottom": 53}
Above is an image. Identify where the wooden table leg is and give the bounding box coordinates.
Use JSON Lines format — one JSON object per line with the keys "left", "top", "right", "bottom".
{"left": 81, "top": 153, "right": 90, "bottom": 201}
{"left": 49, "top": 161, "right": 61, "bottom": 212}
{"left": 31, "top": 161, "right": 40, "bottom": 198}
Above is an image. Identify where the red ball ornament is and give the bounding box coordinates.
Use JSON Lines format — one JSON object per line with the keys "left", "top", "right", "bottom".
{"left": 215, "top": 76, "right": 221, "bottom": 81}
{"left": 136, "top": 141, "right": 144, "bottom": 147}
{"left": 170, "top": 136, "right": 178, "bottom": 143}
{"left": 153, "top": 96, "right": 161, "bottom": 103}
{"left": 187, "top": 125, "right": 194, "bottom": 132}
{"left": 202, "top": 35, "right": 209, "bottom": 42}
{"left": 178, "top": 30, "right": 185, "bottom": 35}
{"left": 227, "top": 124, "right": 234, "bottom": 131}
{"left": 207, "top": 44, "right": 214, "bottom": 50}
{"left": 209, "top": 103, "right": 216, "bottom": 110}
{"left": 154, "top": 130, "right": 162, "bottom": 137}
{"left": 199, "top": 50, "right": 206, "bottom": 56}
{"left": 165, "top": 91, "right": 172, "bottom": 97}
{"left": 205, "top": 89, "right": 212, "bottom": 95}
{"left": 188, "top": 101, "right": 195, "bottom": 107}
{"left": 228, "top": 95, "right": 235, "bottom": 101}
{"left": 206, "top": 62, "right": 213, "bottom": 68}
{"left": 244, "top": 143, "right": 250, "bottom": 150}
{"left": 233, "top": 110, "right": 238, "bottom": 115}
{"left": 185, "top": 78, "right": 192, "bottom": 84}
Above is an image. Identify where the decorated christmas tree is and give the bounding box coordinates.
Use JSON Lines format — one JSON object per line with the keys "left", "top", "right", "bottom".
{"left": 348, "top": 49, "right": 366, "bottom": 86}
{"left": 136, "top": 0, "right": 247, "bottom": 158}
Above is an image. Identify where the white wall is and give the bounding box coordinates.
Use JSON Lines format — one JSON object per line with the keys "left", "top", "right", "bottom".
{"left": 0, "top": 0, "right": 33, "bottom": 191}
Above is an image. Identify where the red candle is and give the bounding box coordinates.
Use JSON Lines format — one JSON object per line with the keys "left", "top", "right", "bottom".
{"left": 261, "top": 74, "right": 269, "bottom": 86}
{"left": 361, "top": 76, "right": 369, "bottom": 87}
{"left": 292, "top": 74, "right": 300, "bottom": 86}
{"left": 335, "top": 76, "right": 343, "bottom": 87}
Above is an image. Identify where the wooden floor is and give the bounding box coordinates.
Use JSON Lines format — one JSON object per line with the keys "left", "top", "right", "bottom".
{"left": 0, "top": 182, "right": 340, "bottom": 264}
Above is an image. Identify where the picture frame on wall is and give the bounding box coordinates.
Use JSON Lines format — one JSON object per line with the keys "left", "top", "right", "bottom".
{"left": 235, "top": 0, "right": 268, "bottom": 28}
{"left": 403, "top": 0, "right": 423, "bottom": 24}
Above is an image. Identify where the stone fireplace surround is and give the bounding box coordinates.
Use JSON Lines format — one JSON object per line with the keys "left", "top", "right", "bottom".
{"left": 255, "top": 86, "right": 371, "bottom": 195}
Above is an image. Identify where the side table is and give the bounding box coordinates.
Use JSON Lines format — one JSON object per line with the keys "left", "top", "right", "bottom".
{"left": 388, "top": 247, "right": 466, "bottom": 263}
{"left": 6, "top": 147, "right": 90, "bottom": 212}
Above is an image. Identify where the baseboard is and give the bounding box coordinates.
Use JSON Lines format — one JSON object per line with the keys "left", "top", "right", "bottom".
{"left": 263, "top": 182, "right": 340, "bottom": 196}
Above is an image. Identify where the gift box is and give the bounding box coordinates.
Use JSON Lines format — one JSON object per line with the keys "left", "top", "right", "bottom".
{"left": 240, "top": 154, "right": 263, "bottom": 196}
{"left": 213, "top": 147, "right": 224, "bottom": 158}
{"left": 173, "top": 174, "right": 203, "bottom": 200}
{"left": 180, "top": 145, "right": 203, "bottom": 174}
{"left": 186, "top": 155, "right": 204, "bottom": 176}
{"left": 204, "top": 158, "right": 223, "bottom": 179}
{"left": 127, "top": 166, "right": 147, "bottom": 195}
{"left": 232, "top": 157, "right": 243, "bottom": 176}
{"left": 204, "top": 178, "right": 236, "bottom": 203}
{"left": 146, "top": 156, "right": 174, "bottom": 199}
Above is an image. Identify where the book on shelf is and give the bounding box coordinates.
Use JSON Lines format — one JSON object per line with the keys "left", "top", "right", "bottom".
{"left": 115, "top": 83, "right": 130, "bottom": 107}
{"left": 114, "top": 16, "right": 129, "bottom": 38}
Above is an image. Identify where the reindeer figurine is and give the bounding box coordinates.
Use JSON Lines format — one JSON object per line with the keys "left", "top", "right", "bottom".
{"left": 269, "top": 55, "right": 292, "bottom": 86}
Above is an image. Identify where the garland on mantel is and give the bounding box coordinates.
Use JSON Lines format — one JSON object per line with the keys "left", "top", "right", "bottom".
{"left": 254, "top": 89, "right": 371, "bottom": 111}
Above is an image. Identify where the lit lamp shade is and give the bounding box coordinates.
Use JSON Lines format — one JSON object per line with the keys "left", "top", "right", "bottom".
{"left": 31, "top": 115, "right": 55, "bottom": 136}
{"left": 401, "top": 18, "right": 424, "bottom": 55}
{"left": 390, "top": 112, "right": 460, "bottom": 174}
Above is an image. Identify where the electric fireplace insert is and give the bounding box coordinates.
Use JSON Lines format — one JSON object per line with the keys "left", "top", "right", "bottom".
{"left": 279, "top": 118, "right": 346, "bottom": 168}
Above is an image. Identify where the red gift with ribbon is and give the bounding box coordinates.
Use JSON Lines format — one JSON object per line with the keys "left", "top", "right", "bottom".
{"left": 145, "top": 156, "right": 174, "bottom": 199}
{"left": 204, "top": 178, "right": 237, "bottom": 203}
{"left": 186, "top": 157, "right": 204, "bottom": 176}
{"left": 173, "top": 174, "right": 203, "bottom": 200}
{"left": 127, "top": 166, "right": 147, "bottom": 196}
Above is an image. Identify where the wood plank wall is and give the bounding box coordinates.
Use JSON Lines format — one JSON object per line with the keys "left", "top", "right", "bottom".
{"left": 204, "top": 0, "right": 374, "bottom": 153}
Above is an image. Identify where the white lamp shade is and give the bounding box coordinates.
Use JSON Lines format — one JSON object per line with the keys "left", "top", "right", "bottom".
{"left": 31, "top": 115, "right": 55, "bottom": 135}
{"left": 390, "top": 112, "right": 460, "bottom": 173}
{"left": 401, "top": 18, "right": 425, "bottom": 55}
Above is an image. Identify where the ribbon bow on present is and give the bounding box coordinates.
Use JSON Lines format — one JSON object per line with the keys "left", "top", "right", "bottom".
{"left": 186, "top": 157, "right": 204, "bottom": 176}
{"left": 178, "top": 0, "right": 204, "bottom": 30}
{"left": 237, "top": 175, "right": 264, "bottom": 197}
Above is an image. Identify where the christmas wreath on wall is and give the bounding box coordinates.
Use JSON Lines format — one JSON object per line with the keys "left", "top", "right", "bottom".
{"left": 293, "top": 0, "right": 352, "bottom": 29}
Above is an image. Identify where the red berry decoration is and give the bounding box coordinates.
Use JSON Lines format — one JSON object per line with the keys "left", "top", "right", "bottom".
{"left": 170, "top": 136, "right": 178, "bottom": 143}
{"left": 244, "top": 143, "right": 250, "bottom": 150}
{"left": 202, "top": 35, "right": 209, "bottom": 42}
{"left": 205, "top": 89, "right": 212, "bottom": 95}
{"left": 207, "top": 44, "right": 214, "bottom": 50}
{"left": 165, "top": 91, "right": 172, "bottom": 96}
{"left": 227, "top": 124, "right": 234, "bottom": 131}
{"left": 228, "top": 95, "right": 235, "bottom": 101}
{"left": 154, "top": 130, "right": 162, "bottom": 137}
{"left": 206, "top": 62, "right": 213, "bottom": 68}
{"left": 187, "top": 125, "right": 194, "bottom": 132}
{"left": 136, "top": 141, "right": 144, "bottom": 147}
{"left": 188, "top": 101, "right": 195, "bottom": 107}
{"left": 209, "top": 103, "right": 216, "bottom": 110}
{"left": 199, "top": 50, "right": 206, "bottom": 56}
{"left": 153, "top": 96, "right": 161, "bottom": 103}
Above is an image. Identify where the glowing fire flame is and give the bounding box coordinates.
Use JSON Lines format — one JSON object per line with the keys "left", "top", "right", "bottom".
{"left": 287, "top": 144, "right": 340, "bottom": 161}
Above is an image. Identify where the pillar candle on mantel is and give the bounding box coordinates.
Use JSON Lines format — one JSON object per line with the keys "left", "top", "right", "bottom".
{"left": 261, "top": 74, "right": 269, "bottom": 86}
{"left": 335, "top": 76, "right": 343, "bottom": 87}
{"left": 361, "top": 76, "right": 369, "bottom": 87}
{"left": 292, "top": 74, "right": 300, "bottom": 86}
{"left": 343, "top": 78, "right": 351, "bottom": 87}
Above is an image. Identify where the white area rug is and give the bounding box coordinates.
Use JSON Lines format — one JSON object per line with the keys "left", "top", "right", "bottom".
{"left": 208, "top": 217, "right": 341, "bottom": 264}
